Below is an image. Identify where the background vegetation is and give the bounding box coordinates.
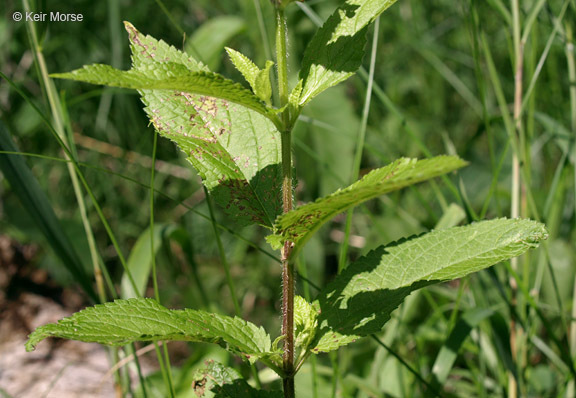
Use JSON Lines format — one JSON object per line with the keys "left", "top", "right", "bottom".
{"left": 1, "top": 0, "right": 574, "bottom": 396}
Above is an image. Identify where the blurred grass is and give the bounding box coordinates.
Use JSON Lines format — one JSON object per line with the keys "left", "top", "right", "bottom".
{"left": 1, "top": 0, "right": 575, "bottom": 396}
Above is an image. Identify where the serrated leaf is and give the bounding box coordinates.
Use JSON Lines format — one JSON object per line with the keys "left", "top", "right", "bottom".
{"left": 288, "top": 79, "right": 303, "bottom": 109}
{"left": 226, "top": 48, "right": 274, "bottom": 104}
{"left": 310, "top": 219, "right": 548, "bottom": 353}
{"left": 140, "top": 90, "right": 282, "bottom": 227}
{"left": 26, "top": 298, "right": 279, "bottom": 365}
{"left": 192, "top": 360, "right": 283, "bottom": 397}
{"left": 54, "top": 23, "right": 284, "bottom": 227}
{"left": 254, "top": 60, "right": 274, "bottom": 104}
{"left": 299, "top": 0, "right": 399, "bottom": 105}
{"left": 52, "top": 63, "right": 276, "bottom": 124}
{"left": 226, "top": 47, "right": 260, "bottom": 88}
{"left": 268, "top": 156, "right": 467, "bottom": 253}
{"left": 124, "top": 21, "right": 208, "bottom": 72}
{"left": 294, "top": 296, "right": 318, "bottom": 350}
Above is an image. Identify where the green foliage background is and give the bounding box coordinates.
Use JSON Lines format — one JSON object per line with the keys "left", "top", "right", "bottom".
{"left": 0, "top": 0, "right": 574, "bottom": 396}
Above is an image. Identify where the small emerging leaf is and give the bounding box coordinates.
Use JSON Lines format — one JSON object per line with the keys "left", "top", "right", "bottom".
{"left": 294, "top": 296, "right": 318, "bottom": 350}
{"left": 226, "top": 48, "right": 274, "bottom": 104}
{"left": 26, "top": 298, "right": 280, "bottom": 365}
{"left": 254, "top": 60, "right": 274, "bottom": 104}
{"left": 268, "top": 156, "right": 467, "bottom": 254}
{"left": 226, "top": 47, "right": 260, "bottom": 85}
{"left": 310, "top": 218, "right": 548, "bottom": 353}
{"left": 288, "top": 79, "right": 303, "bottom": 110}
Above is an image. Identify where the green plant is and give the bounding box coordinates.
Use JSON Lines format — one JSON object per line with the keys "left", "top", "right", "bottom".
{"left": 23, "top": 1, "right": 548, "bottom": 397}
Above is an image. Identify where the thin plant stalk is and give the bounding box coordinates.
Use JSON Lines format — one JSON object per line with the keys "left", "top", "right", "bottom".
{"left": 22, "top": 0, "right": 106, "bottom": 304}
{"left": 254, "top": 0, "right": 274, "bottom": 64}
{"left": 275, "top": 4, "right": 295, "bottom": 396}
{"left": 338, "top": 17, "right": 380, "bottom": 273}
{"left": 3, "top": 49, "right": 141, "bottom": 297}
{"left": 510, "top": 0, "right": 525, "bottom": 396}
{"left": 149, "top": 131, "right": 176, "bottom": 398}
{"left": 153, "top": 0, "right": 184, "bottom": 35}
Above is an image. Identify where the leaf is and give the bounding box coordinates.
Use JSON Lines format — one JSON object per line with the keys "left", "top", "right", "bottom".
{"left": 254, "top": 60, "right": 274, "bottom": 104}
{"left": 309, "top": 218, "right": 547, "bottom": 353}
{"left": 130, "top": 26, "right": 282, "bottom": 227}
{"left": 299, "top": 0, "right": 399, "bottom": 105}
{"left": 140, "top": 90, "right": 282, "bottom": 227}
{"left": 226, "top": 47, "right": 260, "bottom": 88}
{"left": 294, "top": 296, "right": 318, "bottom": 350}
{"left": 186, "top": 16, "right": 246, "bottom": 71}
{"left": 123, "top": 21, "right": 207, "bottom": 72}
{"left": 26, "top": 298, "right": 280, "bottom": 365}
{"left": 226, "top": 48, "right": 274, "bottom": 104}
{"left": 192, "top": 360, "right": 283, "bottom": 397}
{"left": 52, "top": 63, "right": 276, "bottom": 124}
{"left": 53, "top": 23, "right": 284, "bottom": 227}
{"left": 267, "top": 156, "right": 467, "bottom": 252}
{"left": 288, "top": 79, "right": 303, "bottom": 109}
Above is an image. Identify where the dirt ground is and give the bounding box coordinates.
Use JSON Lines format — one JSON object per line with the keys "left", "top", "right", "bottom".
{"left": 0, "top": 236, "right": 147, "bottom": 397}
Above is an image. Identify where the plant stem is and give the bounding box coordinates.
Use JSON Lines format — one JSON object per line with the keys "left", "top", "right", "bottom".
{"left": 276, "top": 5, "right": 295, "bottom": 397}
{"left": 338, "top": 17, "right": 380, "bottom": 273}
{"left": 509, "top": 0, "right": 525, "bottom": 396}
{"left": 22, "top": 0, "right": 104, "bottom": 304}
{"left": 276, "top": 8, "right": 290, "bottom": 127}
{"left": 149, "top": 132, "right": 176, "bottom": 398}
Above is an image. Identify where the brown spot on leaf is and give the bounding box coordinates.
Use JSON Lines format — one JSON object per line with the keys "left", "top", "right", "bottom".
{"left": 191, "top": 377, "right": 206, "bottom": 397}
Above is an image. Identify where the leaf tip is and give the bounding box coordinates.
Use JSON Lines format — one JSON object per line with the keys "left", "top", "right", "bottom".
{"left": 25, "top": 327, "right": 50, "bottom": 352}
{"left": 123, "top": 21, "right": 136, "bottom": 32}
{"left": 24, "top": 339, "right": 37, "bottom": 352}
{"left": 518, "top": 218, "right": 548, "bottom": 246}
{"left": 49, "top": 72, "right": 67, "bottom": 79}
